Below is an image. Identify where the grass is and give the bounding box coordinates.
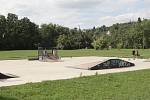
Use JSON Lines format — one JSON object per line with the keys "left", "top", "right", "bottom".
{"left": 0, "top": 50, "right": 38, "bottom": 60}
{"left": 0, "top": 49, "right": 150, "bottom": 99}
{"left": 0, "top": 49, "right": 150, "bottom": 60}
{"left": 0, "top": 69, "right": 150, "bottom": 100}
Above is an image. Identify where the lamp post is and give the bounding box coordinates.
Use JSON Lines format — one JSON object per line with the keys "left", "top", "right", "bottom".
{"left": 106, "top": 31, "right": 112, "bottom": 50}
{"left": 37, "top": 43, "right": 40, "bottom": 57}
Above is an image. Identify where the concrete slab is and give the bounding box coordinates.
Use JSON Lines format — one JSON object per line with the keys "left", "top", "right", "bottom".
{"left": 0, "top": 57, "right": 150, "bottom": 87}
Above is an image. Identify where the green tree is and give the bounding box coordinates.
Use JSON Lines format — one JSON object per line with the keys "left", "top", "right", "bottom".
{"left": 0, "top": 15, "right": 6, "bottom": 49}
{"left": 92, "top": 35, "right": 109, "bottom": 50}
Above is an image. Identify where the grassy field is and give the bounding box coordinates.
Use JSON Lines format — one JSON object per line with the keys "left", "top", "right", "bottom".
{"left": 0, "top": 49, "right": 150, "bottom": 60}
{"left": 0, "top": 69, "right": 150, "bottom": 100}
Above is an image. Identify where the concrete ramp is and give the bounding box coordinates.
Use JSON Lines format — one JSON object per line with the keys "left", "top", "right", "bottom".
{"left": 90, "top": 59, "right": 135, "bottom": 70}
{"left": 0, "top": 73, "right": 18, "bottom": 79}
{"left": 73, "top": 59, "right": 135, "bottom": 70}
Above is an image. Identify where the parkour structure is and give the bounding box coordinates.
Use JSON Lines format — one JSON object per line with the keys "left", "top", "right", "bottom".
{"left": 0, "top": 73, "right": 18, "bottom": 79}
{"left": 0, "top": 48, "right": 136, "bottom": 80}
{"left": 0, "top": 47, "right": 61, "bottom": 80}
{"left": 0, "top": 58, "right": 135, "bottom": 80}
{"left": 29, "top": 47, "right": 60, "bottom": 62}
{"left": 38, "top": 47, "right": 60, "bottom": 62}
{"left": 35, "top": 48, "right": 135, "bottom": 69}
{"left": 71, "top": 59, "right": 135, "bottom": 70}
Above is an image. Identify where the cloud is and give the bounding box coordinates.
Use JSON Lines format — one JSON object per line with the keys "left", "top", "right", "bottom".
{"left": 144, "top": 0, "right": 150, "bottom": 4}
{"left": 99, "top": 11, "right": 150, "bottom": 26}
{"left": 55, "top": 0, "right": 103, "bottom": 10}
{"left": 0, "top": 0, "right": 150, "bottom": 28}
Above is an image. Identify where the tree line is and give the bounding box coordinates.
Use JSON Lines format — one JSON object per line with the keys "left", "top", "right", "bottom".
{"left": 93, "top": 18, "right": 150, "bottom": 49}
{"left": 0, "top": 13, "right": 150, "bottom": 50}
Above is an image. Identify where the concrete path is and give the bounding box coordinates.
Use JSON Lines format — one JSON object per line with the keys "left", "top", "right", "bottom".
{"left": 0, "top": 57, "right": 150, "bottom": 87}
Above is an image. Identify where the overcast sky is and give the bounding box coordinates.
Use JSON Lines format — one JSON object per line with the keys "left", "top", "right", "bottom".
{"left": 0, "top": 0, "right": 150, "bottom": 29}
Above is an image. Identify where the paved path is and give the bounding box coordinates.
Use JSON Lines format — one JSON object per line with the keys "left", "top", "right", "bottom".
{"left": 0, "top": 57, "right": 150, "bottom": 87}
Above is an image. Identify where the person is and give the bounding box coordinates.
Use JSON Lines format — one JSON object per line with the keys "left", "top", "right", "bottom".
{"left": 132, "top": 49, "right": 135, "bottom": 56}
{"left": 43, "top": 49, "right": 48, "bottom": 56}
{"left": 136, "top": 49, "right": 140, "bottom": 57}
{"left": 132, "top": 49, "right": 136, "bottom": 60}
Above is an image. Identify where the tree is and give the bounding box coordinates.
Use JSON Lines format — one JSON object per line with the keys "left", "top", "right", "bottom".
{"left": 57, "top": 34, "right": 67, "bottom": 49}
{"left": 18, "top": 17, "right": 39, "bottom": 49}
{"left": 5, "top": 13, "right": 19, "bottom": 49}
{"left": 0, "top": 15, "right": 6, "bottom": 49}
{"left": 138, "top": 17, "right": 142, "bottom": 23}
{"left": 92, "top": 35, "right": 109, "bottom": 50}
{"left": 142, "top": 20, "right": 150, "bottom": 48}
{"left": 0, "top": 13, "right": 150, "bottom": 50}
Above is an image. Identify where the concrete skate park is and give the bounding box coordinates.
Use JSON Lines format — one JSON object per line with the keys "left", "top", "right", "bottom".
{"left": 1, "top": 49, "right": 150, "bottom": 87}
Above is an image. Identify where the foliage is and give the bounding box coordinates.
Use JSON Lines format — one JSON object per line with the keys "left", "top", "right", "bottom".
{"left": 92, "top": 35, "right": 110, "bottom": 50}
{"left": 0, "top": 13, "right": 150, "bottom": 50}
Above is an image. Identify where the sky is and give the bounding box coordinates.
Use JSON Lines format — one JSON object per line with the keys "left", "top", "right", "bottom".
{"left": 0, "top": 0, "right": 150, "bottom": 29}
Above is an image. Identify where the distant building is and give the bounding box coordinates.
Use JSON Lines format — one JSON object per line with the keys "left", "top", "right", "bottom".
{"left": 106, "top": 31, "right": 111, "bottom": 36}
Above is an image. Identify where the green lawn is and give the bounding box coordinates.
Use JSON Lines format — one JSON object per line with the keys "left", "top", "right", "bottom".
{"left": 0, "top": 50, "right": 38, "bottom": 60}
{"left": 0, "top": 49, "right": 150, "bottom": 60}
{"left": 0, "top": 69, "right": 150, "bottom": 100}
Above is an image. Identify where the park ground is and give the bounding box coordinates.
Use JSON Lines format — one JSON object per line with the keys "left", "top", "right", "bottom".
{"left": 0, "top": 49, "right": 150, "bottom": 100}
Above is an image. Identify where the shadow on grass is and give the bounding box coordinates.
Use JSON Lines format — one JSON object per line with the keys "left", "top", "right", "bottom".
{"left": 0, "top": 96, "right": 18, "bottom": 100}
